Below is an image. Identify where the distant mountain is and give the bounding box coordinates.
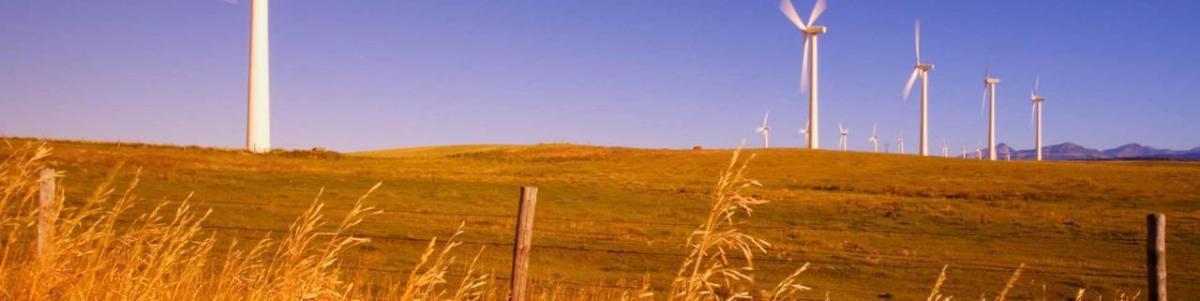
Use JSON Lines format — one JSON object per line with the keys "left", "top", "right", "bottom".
{"left": 995, "top": 142, "right": 1200, "bottom": 161}
{"left": 1102, "top": 143, "right": 1175, "bottom": 158}
{"left": 995, "top": 143, "right": 1016, "bottom": 159}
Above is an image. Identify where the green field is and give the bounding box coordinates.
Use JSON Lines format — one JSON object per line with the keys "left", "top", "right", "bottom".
{"left": 10, "top": 137, "right": 1198, "bottom": 300}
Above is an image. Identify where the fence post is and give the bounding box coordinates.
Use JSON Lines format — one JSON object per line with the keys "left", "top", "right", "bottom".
{"left": 1147, "top": 213, "right": 1166, "bottom": 301}
{"left": 509, "top": 186, "right": 538, "bottom": 301}
{"left": 37, "top": 168, "right": 57, "bottom": 259}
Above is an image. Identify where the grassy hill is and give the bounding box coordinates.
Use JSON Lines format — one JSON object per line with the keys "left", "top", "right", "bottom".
{"left": 7, "top": 137, "right": 1198, "bottom": 300}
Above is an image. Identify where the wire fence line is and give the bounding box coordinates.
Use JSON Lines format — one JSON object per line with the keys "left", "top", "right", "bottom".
{"left": 160, "top": 221, "right": 1175, "bottom": 284}
{"left": 55, "top": 191, "right": 1193, "bottom": 287}
{"left": 43, "top": 208, "right": 1170, "bottom": 286}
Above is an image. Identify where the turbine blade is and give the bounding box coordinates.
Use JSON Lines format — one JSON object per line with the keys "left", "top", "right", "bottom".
{"left": 903, "top": 68, "right": 920, "bottom": 101}
{"left": 1034, "top": 76, "right": 1041, "bottom": 94}
{"left": 780, "top": 0, "right": 807, "bottom": 30}
{"left": 914, "top": 20, "right": 921, "bottom": 64}
{"left": 982, "top": 86, "right": 988, "bottom": 117}
{"left": 807, "top": 0, "right": 828, "bottom": 28}
{"left": 800, "top": 35, "right": 811, "bottom": 93}
{"left": 982, "top": 66, "right": 989, "bottom": 117}
{"left": 763, "top": 111, "right": 770, "bottom": 126}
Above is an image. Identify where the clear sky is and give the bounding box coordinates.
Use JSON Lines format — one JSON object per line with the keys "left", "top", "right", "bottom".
{"left": 2, "top": 0, "right": 1197, "bottom": 152}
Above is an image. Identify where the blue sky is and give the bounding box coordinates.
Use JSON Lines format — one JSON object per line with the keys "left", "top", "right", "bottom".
{"left": 2, "top": 0, "right": 1197, "bottom": 152}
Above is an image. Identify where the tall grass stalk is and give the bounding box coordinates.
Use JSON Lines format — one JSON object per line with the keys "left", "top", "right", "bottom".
{"left": 667, "top": 148, "right": 811, "bottom": 301}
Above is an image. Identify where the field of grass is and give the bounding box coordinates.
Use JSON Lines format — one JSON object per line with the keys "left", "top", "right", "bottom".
{"left": 5, "top": 137, "right": 1198, "bottom": 300}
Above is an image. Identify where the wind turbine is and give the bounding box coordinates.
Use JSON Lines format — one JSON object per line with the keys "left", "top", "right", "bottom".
{"left": 838, "top": 123, "right": 849, "bottom": 151}
{"left": 902, "top": 20, "right": 934, "bottom": 156}
{"left": 756, "top": 112, "right": 771, "bottom": 149}
{"left": 982, "top": 67, "right": 1000, "bottom": 160}
{"left": 799, "top": 120, "right": 810, "bottom": 145}
{"left": 961, "top": 146, "right": 968, "bottom": 159}
{"left": 897, "top": 133, "right": 906, "bottom": 155}
{"left": 246, "top": 0, "right": 271, "bottom": 153}
{"left": 780, "top": 0, "right": 828, "bottom": 149}
{"left": 941, "top": 139, "right": 949, "bottom": 157}
{"left": 868, "top": 123, "right": 879, "bottom": 153}
{"left": 1031, "top": 77, "right": 1047, "bottom": 161}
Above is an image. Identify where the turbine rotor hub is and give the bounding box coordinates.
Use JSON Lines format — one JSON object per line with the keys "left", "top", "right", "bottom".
{"left": 805, "top": 25, "right": 827, "bottom": 35}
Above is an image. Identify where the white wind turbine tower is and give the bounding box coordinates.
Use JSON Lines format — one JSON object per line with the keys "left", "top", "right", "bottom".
{"left": 756, "top": 112, "right": 771, "bottom": 149}
{"left": 246, "top": 0, "right": 271, "bottom": 153}
{"left": 941, "top": 139, "right": 949, "bottom": 157}
{"left": 982, "top": 67, "right": 1001, "bottom": 160}
{"left": 838, "top": 123, "right": 849, "bottom": 151}
{"left": 902, "top": 20, "right": 934, "bottom": 156}
{"left": 1031, "top": 77, "right": 1048, "bottom": 161}
{"left": 961, "top": 146, "right": 968, "bottom": 159}
{"left": 780, "top": 0, "right": 828, "bottom": 149}
{"left": 897, "top": 133, "right": 906, "bottom": 155}
{"left": 868, "top": 123, "right": 879, "bottom": 153}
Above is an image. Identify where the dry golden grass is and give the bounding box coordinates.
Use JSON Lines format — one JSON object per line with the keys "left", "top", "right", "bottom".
{"left": 0, "top": 143, "right": 492, "bottom": 300}
{"left": 0, "top": 140, "right": 1154, "bottom": 300}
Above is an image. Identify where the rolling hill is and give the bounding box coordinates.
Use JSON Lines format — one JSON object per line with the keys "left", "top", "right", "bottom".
{"left": 4, "top": 137, "right": 1199, "bottom": 300}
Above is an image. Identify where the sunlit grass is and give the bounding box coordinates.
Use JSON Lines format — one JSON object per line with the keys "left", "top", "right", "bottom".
{"left": 2, "top": 137, "right": 1194, "bottom": 300}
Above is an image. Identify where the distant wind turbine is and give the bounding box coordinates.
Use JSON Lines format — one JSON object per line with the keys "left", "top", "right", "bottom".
{"left": 1031, "top": 77, "right": 1048, "bottom": 161}
{"left": 982, "top": 67, "right": 1001, "bottom": 160}
{"left": 246, "top": 0, "right": 271, "bottom": 153}
{"left": 961, "top": 146, "right": 969, "bottom": 159}
{"left": 838, "top": 123, "right": 849, "bottom": 151}
{"left": 897, "top": 134, "right": 906, "bottom": 155}
{"left": 756, "top": 112, "right": 771, "bottom": 149}
{"left": 868, "top": 123, "right": 879, "bottom": 153}
{"left": 799, "top": 120, "right": 810, "bottom": 145}
{"left": 941, "top": 140, "right": 950, "bottom": 158}
{"left": 902, "top": 20, "right": 934, "bottom": 156}
{"left": 780, "top": 0, "right": 828, "bottom": 149}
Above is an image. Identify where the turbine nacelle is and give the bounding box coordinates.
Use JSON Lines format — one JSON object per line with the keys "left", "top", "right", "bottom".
{"left": 804, "top": 25, "right": 828, "bottom": 35}
{"left": 984, "top": 77, "right": 1000, "bottom": 85}
{"left": 916, "top": 64, "right": 935, "bottom": 72}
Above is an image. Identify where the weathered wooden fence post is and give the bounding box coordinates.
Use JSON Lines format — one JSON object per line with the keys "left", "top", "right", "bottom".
{"left": 1147, "top": 213, "right": 1166, "bottom": 301}
{"left": 509, "top": 186, "right": 538, "bottom": 301}
{"left": 37, "top": 168, "right": 57, "bottom": 259}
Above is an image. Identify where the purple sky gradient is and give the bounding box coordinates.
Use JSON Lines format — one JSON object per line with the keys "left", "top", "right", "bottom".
{"left": 2, "top": 0, "right": 1197, "bottom": 151}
